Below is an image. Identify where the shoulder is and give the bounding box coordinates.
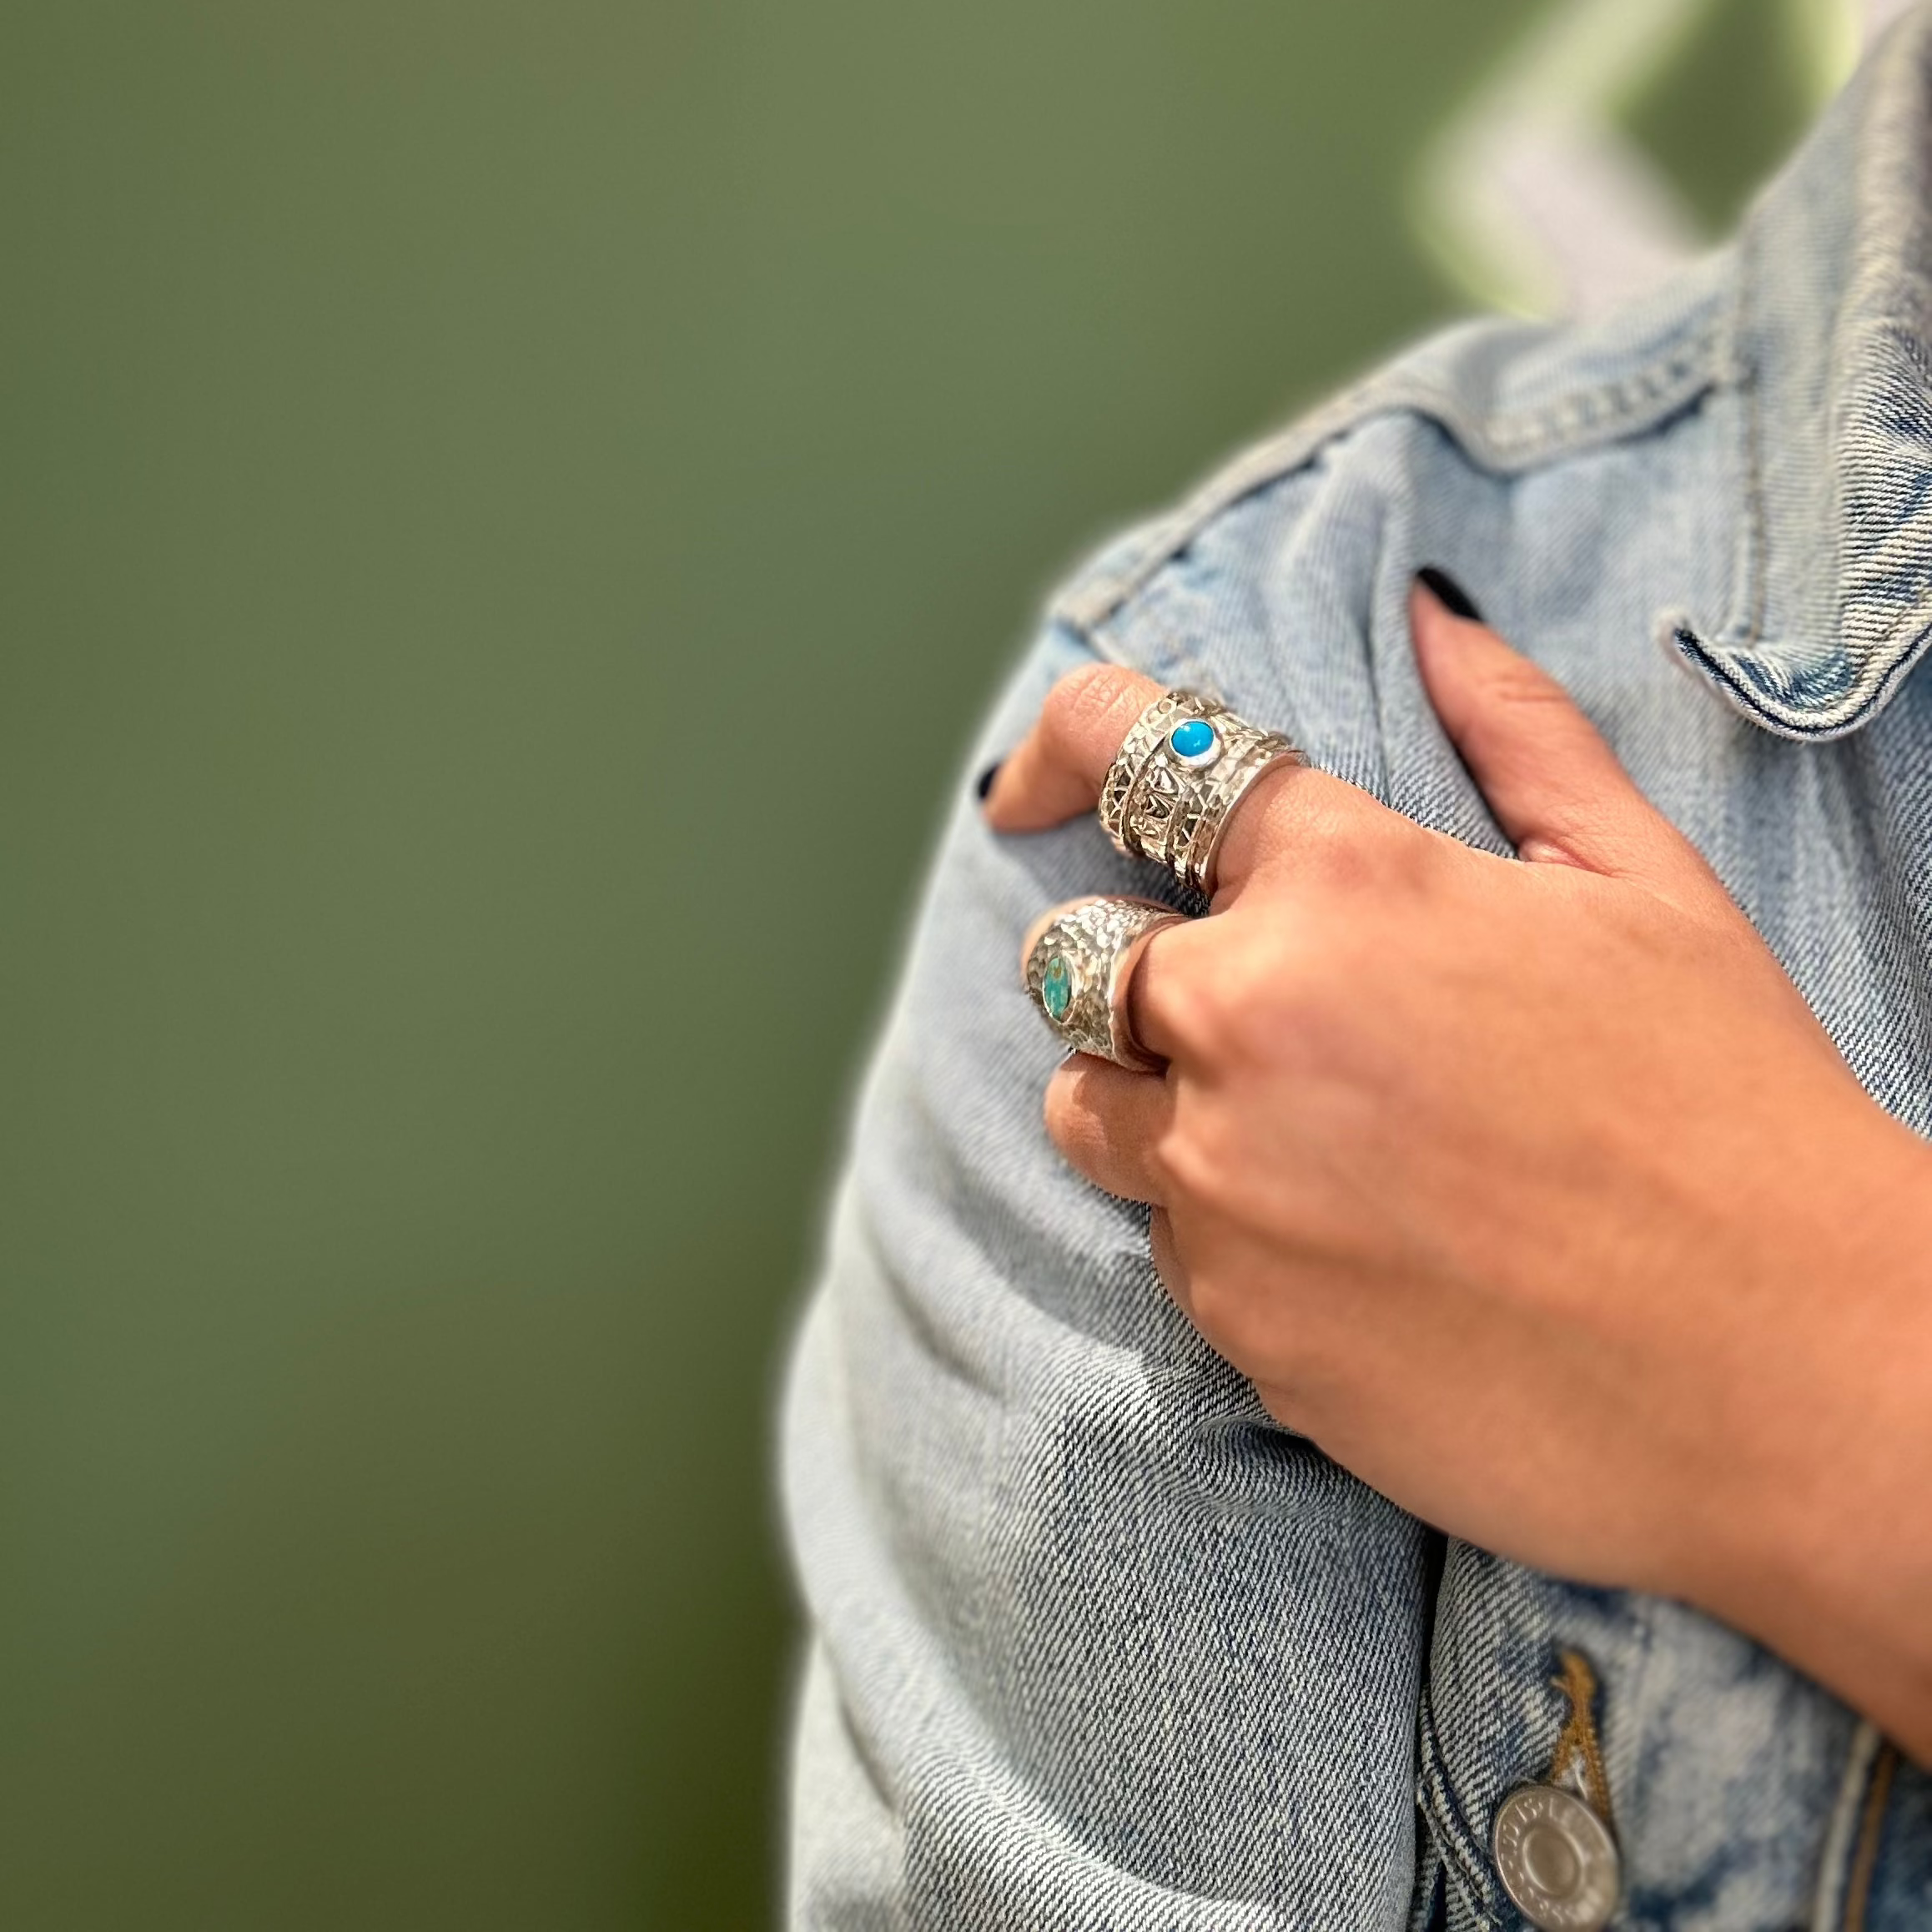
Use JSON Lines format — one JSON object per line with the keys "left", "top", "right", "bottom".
{"left": 1058, "top": 254, "right": 1733, "bottom": 639}
{"left": 1042, "top": 255, "right": 1741, "bottom": 808}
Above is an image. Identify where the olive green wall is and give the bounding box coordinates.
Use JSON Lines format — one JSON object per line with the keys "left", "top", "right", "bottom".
{"left": 0, "top": 3, "right": 1804, "bottom": 1927}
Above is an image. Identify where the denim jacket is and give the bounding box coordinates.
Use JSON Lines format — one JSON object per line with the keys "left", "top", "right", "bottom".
{"left": 782, "top": 14, "right": 1932, "bottom": 1928}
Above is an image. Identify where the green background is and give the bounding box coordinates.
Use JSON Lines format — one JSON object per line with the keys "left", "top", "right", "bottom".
{"left": 0, "top": 3, "right": 1809, "bottom": 1926}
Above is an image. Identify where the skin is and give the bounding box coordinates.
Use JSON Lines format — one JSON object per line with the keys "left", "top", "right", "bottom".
{"left": 984, "top": 579, "right": 1932, "bottom": 1764}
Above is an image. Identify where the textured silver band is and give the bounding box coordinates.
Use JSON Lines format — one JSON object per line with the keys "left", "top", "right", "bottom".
{"left": 1020, "top": 895, "right": 1187, "bottom": 1072}
{"left": 1098, "top": 689, "right": 1302, "bottom": 896}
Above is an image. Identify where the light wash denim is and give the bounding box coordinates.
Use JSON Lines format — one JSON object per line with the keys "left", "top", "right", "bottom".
{"left": 782, "top": 13, "right": 1932, "bottom": 1928}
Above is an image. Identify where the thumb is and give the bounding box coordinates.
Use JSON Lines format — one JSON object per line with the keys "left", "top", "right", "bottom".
{"left": 1409, "top": 571, "right": 1707, "bottom": 891}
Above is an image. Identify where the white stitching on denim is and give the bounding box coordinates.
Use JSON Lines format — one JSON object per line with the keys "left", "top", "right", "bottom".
{"left": 1052, "top": 316, "right": 1724, "bottom": 635}
{"left": 1812, "top": 1722, "right": 1886, "bottom": 1932}
{"left": 1843, "top": 1743, "right": 1901, "bottom": 1932}
{"left": 1417, "top": 1696, "right": 1502, "bottom": 1922}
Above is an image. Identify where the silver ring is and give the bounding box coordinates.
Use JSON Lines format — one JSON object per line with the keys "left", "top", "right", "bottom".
{"left": 1098, "top": 689, "right": 1302, "bottom": 895}
{"left": 1021, "top": 896, "right": 1186, "bottom": 1072}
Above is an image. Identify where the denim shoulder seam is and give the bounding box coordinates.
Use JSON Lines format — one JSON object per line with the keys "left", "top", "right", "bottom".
{"left": 1053, "top": 310, "right": 1727, "bottom": 636}
{"left": 1417, "top": 1692, "right": 1507, "bottom": 1929}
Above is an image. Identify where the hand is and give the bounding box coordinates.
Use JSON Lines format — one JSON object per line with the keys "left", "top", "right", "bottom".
{"left": 985, "top": 579, "right": 1932, "bottom": 1760}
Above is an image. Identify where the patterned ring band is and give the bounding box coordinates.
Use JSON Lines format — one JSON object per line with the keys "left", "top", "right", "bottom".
{"left": 1020, "top": 895, "right": 1189, "bottom": 1073}
{"left": 1098, "top": 689, "right": 1303, "bottom": 896}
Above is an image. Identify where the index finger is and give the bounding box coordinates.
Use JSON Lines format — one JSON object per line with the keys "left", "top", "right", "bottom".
{"left": 983, "top": 663, "right": 1164, "bottom": 833}
{"left": 984, "top": 662, "right": 1376, "bottom": 902}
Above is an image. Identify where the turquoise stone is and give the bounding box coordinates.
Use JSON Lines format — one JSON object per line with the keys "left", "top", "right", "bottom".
{"left": 1041, "top": 953, "right": 1074, "bottom": 1021}
{"left": 1169, "top": 717, "right": 1217, "bottom": 762}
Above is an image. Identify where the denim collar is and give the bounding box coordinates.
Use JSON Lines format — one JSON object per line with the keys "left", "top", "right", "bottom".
{"left": 1672, "top": 4, "right": 1932, "bottom": 739}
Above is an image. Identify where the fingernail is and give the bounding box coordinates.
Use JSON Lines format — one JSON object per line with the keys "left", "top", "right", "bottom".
{"left": 1416, "top": 566, "right": 1482, "bottom": 623}
{"left": 975, "top": 759, "right": 1004, "bottom": 802}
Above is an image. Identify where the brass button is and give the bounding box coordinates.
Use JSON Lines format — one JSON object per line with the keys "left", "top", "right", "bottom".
{"left": 1492, "top": 1784, "right": 1620, "bottom": 1930}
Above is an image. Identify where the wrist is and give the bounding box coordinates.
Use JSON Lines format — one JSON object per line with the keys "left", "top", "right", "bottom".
{"left": 1686, "top": 1102, "right": 1932, "bottom": 1762}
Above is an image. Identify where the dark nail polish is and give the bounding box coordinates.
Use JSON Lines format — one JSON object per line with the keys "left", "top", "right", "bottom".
{"left": 975, "top": 759, "right": 1004, "bottom": 802}
{"left": 1416, "top": 566, "right": 1482, "bottom": 623}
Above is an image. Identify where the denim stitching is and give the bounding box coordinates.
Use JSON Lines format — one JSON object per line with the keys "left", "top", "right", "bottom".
{"left": 1840, "top": 1743, "right": 1899, "bottom": 1932}
{"left": 1052, "top": 318, "right": 1724, "bottom": 634}
{"left": 1733, "top": 223, "right": 1768, "bottom": 658}
{"left": 1664, "top": 18, "right": 1932, "bottom": 742}
{"left": 1812, "top": 1722, "right": 1887, "bottom": 1932}
{"left": 1546, "top": 1650, "right": 1616, "bottom": 1830}
{"left": 1082, "top": 607, "right": 1217, "bottom": 696}
{"left": 1664, "top": 617, "right": 1932, "bottom": 742}
{"left": 1417, "top": 1693, "right": 1502, "bottom": 1923}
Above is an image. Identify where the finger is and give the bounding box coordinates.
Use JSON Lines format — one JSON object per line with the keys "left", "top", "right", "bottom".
{"left": 997, "top": 661, "right": 1421, "bottom": 908}
{"left": 987, "top": 661, "right": 1402, "bottom": 907}
{"left": 1043, "top": 1054, "right": 1175, "bottom": 1205}
{"left": 1410, "top": 573, "right": 1713, "bottom": 892}
{"left": 1147, "top": 1207, "right": 1193, "bottom": 1316}
{"left": 1120, "top": 913, "right": 1221, "bottom": 1066}
{"left": 984, "top": 662, "right": 1164, "bottom": 832}
{"left": 1205, "top": 757, "right": 1395, "bottom": 906}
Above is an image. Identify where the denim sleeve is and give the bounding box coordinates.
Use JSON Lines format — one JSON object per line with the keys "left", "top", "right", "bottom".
{"left": 780, "top": 618, "right": 1434, "bottom": 1932}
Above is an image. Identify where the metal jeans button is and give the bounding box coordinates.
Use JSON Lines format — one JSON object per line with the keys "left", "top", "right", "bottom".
{"left": 1492, "top": 1784, "right": 1621, "bottom": 1930}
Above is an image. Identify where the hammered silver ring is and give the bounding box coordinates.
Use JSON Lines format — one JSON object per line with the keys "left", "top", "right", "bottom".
{"left": 1021, "top": 895, "right": 1187, "bottom": 1072}
{"left": 1098, "top": 689, "right": 1302, "bottom": 896}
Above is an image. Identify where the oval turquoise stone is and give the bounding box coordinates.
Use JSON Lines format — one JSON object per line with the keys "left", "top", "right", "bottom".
{"left": 1041, "top": 953, "right": 1074, "bottom": 1021}
{"left": 1169, "top": 717, "right": 1216, "bottom": 759}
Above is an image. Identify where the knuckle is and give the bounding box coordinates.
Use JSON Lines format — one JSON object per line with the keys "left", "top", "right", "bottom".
{"left": 1185, "top": 1111, "right": 1283, "bottom": 1221}
{"left": 1195, "top": 933, "right": 1321, "bottom": 1068}
{"left": 1040, "top": 1070, "right": 1076, "bottom": 1140}
{"left": 1144, "top": 945, "right": 1259, "bottom": 1066}
{"left": 1243, "top": 779, "right": 1433, "bottom": 903}
{"left": 1472, "top": 661, "right": 1586, "bottom": 746}
{"left": 1160, "top": 1135, "right": 1244, "bottom": 1228}
{"left": 1301, "top": 794, "right": 1428, "bottom": 891}
{"left": 1142, "top": 1114, "right": 1186, "bottom": 1191}
{"left": 1040, "top": 1066, "right": 1091, "bottom": 1157}
{"left": 1134, "top": 1138, "right": 1189, "bottom": 1216}
{"left": 1181, "top": 1265, "right": 1247, "bottom": 1354}
{"left": 1479, "top": 656, "right": 1569, "bottom": 709}
{"left": 1187, "top": 1265, "right": 1283, "bottom": 1373}
{"left": 1140, "top": 969, "right": 1216, "bottom": 1064}
{"left": 1155, "top": 1083, "right": 1257, "bottom": 1205}
{"left": 1048, "top": 662, "right": 1155, "bottom": 752}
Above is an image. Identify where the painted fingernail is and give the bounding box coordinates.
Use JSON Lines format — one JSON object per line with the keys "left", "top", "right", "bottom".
{"left": 1416, "top": 566, "right": 1483, "bottom": 623}
{"left": 975, "top": 759, "right": 1004, "bottom": 802}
